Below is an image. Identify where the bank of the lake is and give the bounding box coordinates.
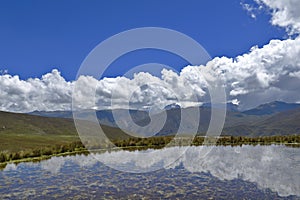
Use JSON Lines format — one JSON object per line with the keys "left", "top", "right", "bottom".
{"left": 1, "top": 134, "right": 300, "bottom": 167}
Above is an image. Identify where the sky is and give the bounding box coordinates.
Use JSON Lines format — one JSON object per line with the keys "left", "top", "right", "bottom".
{"left": 0, "top": 0, "right": 300, "bottom": 112}
{"left": 0, "top": 0, "right": 285, "bottom": 80}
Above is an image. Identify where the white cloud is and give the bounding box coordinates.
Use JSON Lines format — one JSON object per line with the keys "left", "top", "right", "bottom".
{"left": 255, "top": 0, "right": 300, "bottom": 35}
{"left": 0, "top": 69, "right": 73, "bottom": 112}
{"left": 1, "top": 37, "right": 300, "bottom": 112}
{"left": 241, "top": 2, "right": 261, "bottom": 19}
{"left": 289, "top": 71, "right": 300, "bottom": 78}
{"left": 0, "top": 68, "right": 209, "bottom": 112}
{"left": 208, "top": 37, "right": 300, "bottom": 109}
{"left": 1, "top": 0, "right": 300, "bottom": 112}
{"left": 231, "top": 99, "right": 240, "bottom": 105}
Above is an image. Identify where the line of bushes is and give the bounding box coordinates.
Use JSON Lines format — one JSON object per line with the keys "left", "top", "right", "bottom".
{"left": 1, "top": 135, "right": 299, "bottom": 163}
{"left": 192, "top": 134, "right": 300, "bottom": 146}
{"left": 112, "top": 136, "right": 174, "bottom": 148}
{"left": 0, "top": 141, "right": 85, "bottom": 163}
{"left": 113, "top": 134, "right": 300, "bottom": 148}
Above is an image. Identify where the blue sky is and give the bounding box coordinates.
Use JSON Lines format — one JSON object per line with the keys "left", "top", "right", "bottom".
{"left": 0, "top": 0, "right": 286, "bottom": 81}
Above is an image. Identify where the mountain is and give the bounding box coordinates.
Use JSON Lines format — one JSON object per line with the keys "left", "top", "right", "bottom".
{"left": 242, "top": 101, "right": 300, "bottom": 115}
{"left": 223, "top": 107, "right": 300, "bottom": 136}
{"left": 164, "top": 103, "right": 181, "bottom": 110}
{"left": 29, "top": 109, "right": 149, "bottom": 128}
{"left": 26, "top": 101, "right": 300, "bottom": 137}
{"left": 133, "top": 106, "right": 268, "bottom": 136}
{"left": 29, "top": 106, "right": 254, "bottom": 137}
{"left": 201, "top": 102, "right": 239, "bottom": 112}
{"left": 28, "top": 102, "right": 239, "bottom": 129}
{"left": 249, "top": 107, "right": 300, "bottom": 135}
{"left": 133, "top": 104, "right": 300, "bottom": 137}
{"left": 30, "top": 110, "right": 73, "bottom": 118}
{"left": 3, "top": 102, "right": 299, "bottom": 153}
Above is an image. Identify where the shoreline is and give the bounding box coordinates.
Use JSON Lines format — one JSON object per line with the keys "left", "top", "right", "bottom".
{"left": 1, "top": 135, "right": 299, "bottom": 169}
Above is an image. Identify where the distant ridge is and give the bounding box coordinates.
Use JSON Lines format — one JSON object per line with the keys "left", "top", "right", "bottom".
{"left": 201, "top": 102, "right": 238, "bottom": 112}
{"left": 30, "top": 110, "right": 73, "bottom": 118}
{"left": 29, "top": 109, "right": 149, "bottom": 128}
{"left": 223, "top": 107, "right": 300, "bottom": 136}
{"left": 25, "top": 101, "right": 300, "bottom": 137}
{"left": 164, "top": 103, "right": 181, "bottom": 110}
{"left": 242, "top": 101, "right": 300, "bottom": 115}
{"left": 31, "top": 101, "right": 299, "bottom": 120}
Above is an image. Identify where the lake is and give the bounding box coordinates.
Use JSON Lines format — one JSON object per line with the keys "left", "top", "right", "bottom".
{"left": 0, "top": 145, "right": 299, "bottom": 199}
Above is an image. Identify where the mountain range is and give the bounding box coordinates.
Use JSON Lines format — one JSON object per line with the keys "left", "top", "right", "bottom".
{"left": 25, "top": 101, "right": 300, "bottom": 137}
{"left": 242, "top": 101, "right": 300, "bottom": 115}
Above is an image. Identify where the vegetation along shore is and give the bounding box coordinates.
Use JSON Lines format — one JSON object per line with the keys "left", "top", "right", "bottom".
{"left": 1, "top": 134, "right": 299, "bottom": 168}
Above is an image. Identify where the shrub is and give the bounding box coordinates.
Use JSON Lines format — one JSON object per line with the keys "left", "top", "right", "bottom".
{"left": 0, "top": 152, "right": 7, "bottom": 162}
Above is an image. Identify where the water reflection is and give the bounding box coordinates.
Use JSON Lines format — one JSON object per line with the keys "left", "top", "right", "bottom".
{"left": 1, "top": 145, "right": 299, "bottom": 199}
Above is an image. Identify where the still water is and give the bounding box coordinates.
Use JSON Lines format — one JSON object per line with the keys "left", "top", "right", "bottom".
{"left": 0, "top": 145, "right": 299, "bottom": 199}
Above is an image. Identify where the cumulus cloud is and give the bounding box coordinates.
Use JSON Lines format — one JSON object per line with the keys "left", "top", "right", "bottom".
{"left": 74, "top": 68, "right": 208, "bottom": 111}
{"left": 2, "top": 35, "right": 300, "bottom": 113}
{"left": 1, "top": 0, "right": 300, "bottom": 112}
{"left": 255, "top": 0, "right": 300, "bottom": 35}
{"left": 0, "top": 69, "right": 73, "bottom": 112}
{"left": 1, "top": 38, "right": 300, "bottom": 112}
{"left": 0, "top": 68, "right": 208, "bottom": 112}
{"left": 207, "top": 37, "right": 300, "bottom": 109}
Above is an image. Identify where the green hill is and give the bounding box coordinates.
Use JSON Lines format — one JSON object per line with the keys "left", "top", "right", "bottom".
{"left": 0, "top": 111, "right": 130, "bottom": 153}
{"left": 223, "top": 108, "right": 300, "bottom": 136}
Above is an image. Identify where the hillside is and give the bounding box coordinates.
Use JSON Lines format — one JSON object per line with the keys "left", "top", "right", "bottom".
{"left": 242, "top": 101, "right": 300, "bottom": 115}
{"left": 134, "top": 106, "right": 300, "bottom": 137}
{"left": 0, "top": 101, "right": 300, "bottom": 151}
{"left": 28, "top": 106, "right": 267, "bottom": 136}
{"left": 223, "top": 108, "right": 300, "bottom": 136}
{"left": 0, "top": 111, "right": 131, "bottom": 152}
{"left": 132, "top": 107, "right": 269, "bottom": 136}
{"left": 251, "top": 107, "right": 300, "bottom": 135}
{"left": 0, "top": 111, "right": 77, "bottom": 135}
{"left": 29, "top": 109, "right": 150, "bottom": 128}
